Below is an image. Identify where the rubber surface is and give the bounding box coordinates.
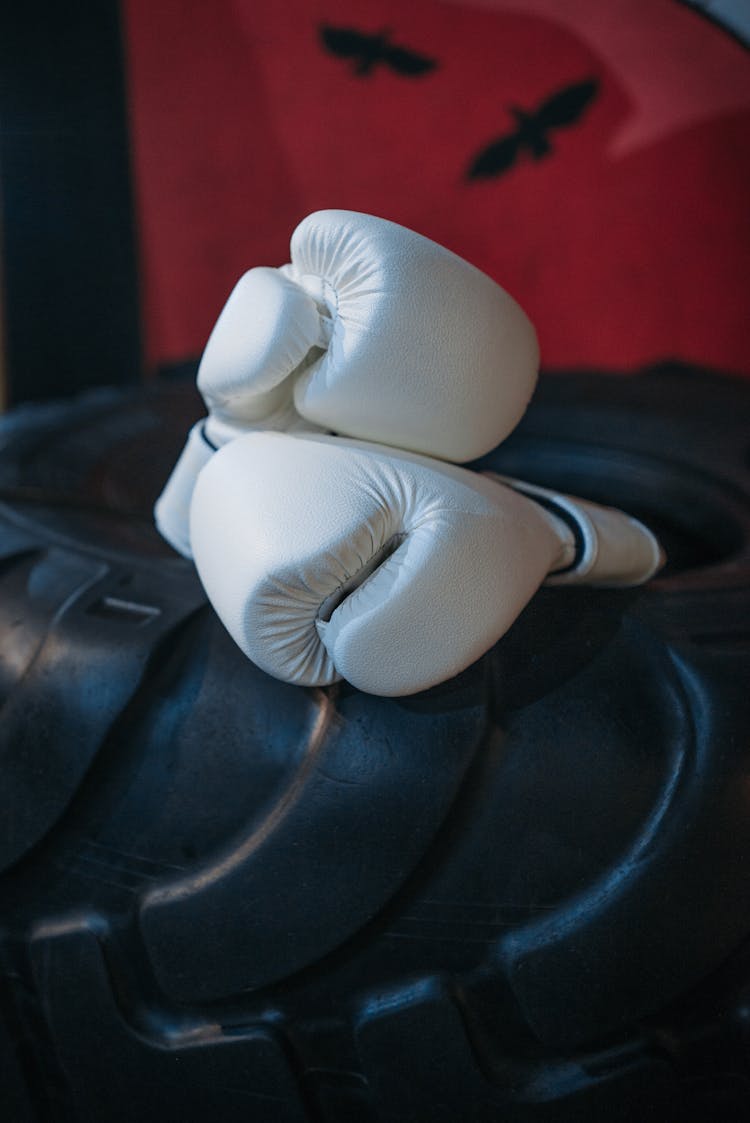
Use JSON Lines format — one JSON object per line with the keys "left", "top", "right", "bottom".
{"left": 1, "top": 365, "right": 749, "bottom": 1120}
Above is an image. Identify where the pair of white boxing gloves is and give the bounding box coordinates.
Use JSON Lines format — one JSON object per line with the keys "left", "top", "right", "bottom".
{"left": 155, "top": 210, "right": 664, "bottom": 696}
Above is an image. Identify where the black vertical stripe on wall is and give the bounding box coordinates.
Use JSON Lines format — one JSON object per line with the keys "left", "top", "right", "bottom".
{"left": 0, "top": 1, "right": 142, "bottom": 406}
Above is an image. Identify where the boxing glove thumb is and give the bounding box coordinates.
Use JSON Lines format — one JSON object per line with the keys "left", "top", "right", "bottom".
{"left": 153, "top": 267, "right": 328, "bottom": 556}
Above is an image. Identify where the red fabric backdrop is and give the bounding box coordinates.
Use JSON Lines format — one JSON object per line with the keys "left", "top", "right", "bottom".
{"left": 122, "top": 0, "right": 750, "bottom": 377}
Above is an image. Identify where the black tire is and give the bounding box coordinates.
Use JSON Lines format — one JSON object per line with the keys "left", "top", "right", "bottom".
{"left": 1, "top": 364, "right": 749, "bottom": 1122}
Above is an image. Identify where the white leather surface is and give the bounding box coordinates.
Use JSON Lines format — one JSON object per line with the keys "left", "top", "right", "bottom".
{"left": 153, "top": 421, "right": 215, "bottom": 557}
{"left": 190, "top": 432, "right": 561, "bottom": 696}
{"left": 155, "top": 209, "right": 539, "bottom": 555}
{"left": 200, "top": 267, "right": 327, "bottom": 445}
{"left": 285, "top": 210, "right": 539, "bottom": 461}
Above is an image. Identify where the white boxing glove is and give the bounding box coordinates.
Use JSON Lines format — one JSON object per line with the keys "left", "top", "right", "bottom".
{"left": 189, "top": 433, "right": 664, "bottom": 697}
{"left": 155, "top": 209, "right": 539, "bottom": 556}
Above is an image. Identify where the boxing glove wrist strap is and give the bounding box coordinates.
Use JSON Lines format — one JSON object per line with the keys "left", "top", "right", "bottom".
{"left": 484, "top": 473, "right": 664, "bottom": 586}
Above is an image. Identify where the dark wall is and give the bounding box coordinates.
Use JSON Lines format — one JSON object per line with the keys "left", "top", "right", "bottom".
{"left": 0, "top": 1, "right": 142, "bottom": 406}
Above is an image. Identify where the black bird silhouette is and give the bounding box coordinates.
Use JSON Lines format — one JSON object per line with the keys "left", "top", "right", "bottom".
{"left": 468, "top": 78, "right": 599, "bottom": 180}
{"left": 320, "top": 25, "right": 437, "bottom": 78}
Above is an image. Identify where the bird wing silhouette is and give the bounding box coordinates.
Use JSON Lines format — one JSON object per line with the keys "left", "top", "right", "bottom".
{"left": 468, "top": 131, "right": 522, "bottom": 179}
{"left": 320, "top": 25, "right": 374, "bottom": 62}
{"left": 535, "top": 79, "right": 599, "bottom": 131}
{"left": 383, "top": 43, "right": 437, "bottom": 76}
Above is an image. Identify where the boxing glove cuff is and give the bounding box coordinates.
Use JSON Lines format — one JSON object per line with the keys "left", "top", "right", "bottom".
{"left": 154, "top": 421, "right": 216, "bottom": 557}
{"left": 491, "top": 475, "right": 665, "bottom": 586}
